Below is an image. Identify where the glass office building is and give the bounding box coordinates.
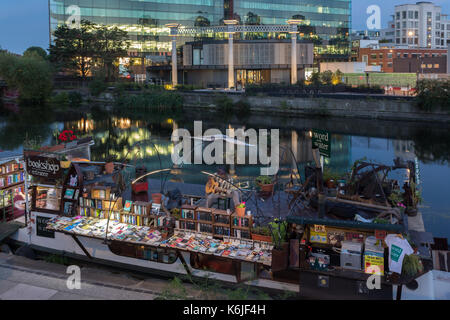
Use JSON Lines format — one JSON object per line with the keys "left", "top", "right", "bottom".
{"left": 49, "top": 0, "right": 351, "bottom": 59}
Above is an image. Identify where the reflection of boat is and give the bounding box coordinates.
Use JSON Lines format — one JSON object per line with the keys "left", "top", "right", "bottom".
{"left": 4, "top": 139, "right": 449, "bottom": 299}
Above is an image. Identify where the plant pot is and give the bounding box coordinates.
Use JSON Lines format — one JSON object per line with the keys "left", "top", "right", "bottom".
{"left": 152, "top": 193, "right": 162, "bottom": 204}
{"left": 235, "top": 206, "right": 246, "bottom": 217}
{"left": 258, "top": 183, "right": 274, "bottom": 193}
{"left": 406, "top": 207, "right": 418, "bottom": 217}
{"left": 60, "top": 161, "right": 71, "bottom": 169}
{"left": 271, "top": 242, "right": 289, "bottom": 272}
{"left": 326, "top": 179, "right": 336, "bottom": 189}
{"left": 105, "top": 162, "right": 114, "bottom": 174}
{"left": 251, "top": 233, "right": 272, "bottom": 243}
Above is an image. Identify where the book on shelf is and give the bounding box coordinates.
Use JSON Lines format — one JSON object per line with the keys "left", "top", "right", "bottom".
{"left": 133, "top": 201, "right": 152, "bottom": 215}
{"left": 63, "top": 202, "right": 73, "bottom": 215}
{"left": 181, "top": 205, "right": 196, "bottom": 220}
{"left": 64, "top": 189, "right": 75, "bottom": 199}
{"left": 151, "top": 203, "right": 161, "bottom": 215}
{"left": 91, "top": 187, "right": 110, "bottom": 200}
{"left": 123, "top": 200, "right": 132, "bottom": 212}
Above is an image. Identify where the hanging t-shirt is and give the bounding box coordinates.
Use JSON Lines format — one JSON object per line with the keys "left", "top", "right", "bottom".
{"left": 384, "top": 234, "right": 414, "bottom": 274}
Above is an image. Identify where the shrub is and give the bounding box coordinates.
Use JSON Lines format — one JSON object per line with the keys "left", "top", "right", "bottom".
{"left": 234, "top": 99, "right": 251, "bottom": 117}
{"left": 0, "top": 52, "right": 53, "bottom": 105}
{"left": 415, "top": 79, "right": 450, "bottom": 112}
{"left": 68, "top": 91, "right": 83, "bottom": 107}
{"left": 50, "top": 92, "right": 70, "bottom": 108}
{"left": 89, "top": 78, "right": 108, "bottom": 97}
{"left": 215, "top": 95, "right": 234, "bottom": 113}
{"left": 115, "top": 88, "right": 183, "bottom": 112}
{"left": 320, "top": 70, "right": 333, "bottom": 85}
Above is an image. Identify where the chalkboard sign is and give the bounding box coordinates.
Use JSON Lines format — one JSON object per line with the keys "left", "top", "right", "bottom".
{"left": 36, "top": 216, "right": 55, "bottom": 238}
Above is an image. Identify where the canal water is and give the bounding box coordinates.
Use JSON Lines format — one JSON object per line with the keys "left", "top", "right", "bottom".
{"left": 1, "top": 107, "right": 449, "bottom": 240}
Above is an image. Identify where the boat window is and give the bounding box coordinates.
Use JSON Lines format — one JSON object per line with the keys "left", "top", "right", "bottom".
{"left": 33, "top": 186, "right": 62, "bottom": 213}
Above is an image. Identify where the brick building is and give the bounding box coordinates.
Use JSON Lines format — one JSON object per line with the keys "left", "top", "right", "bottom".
{"left": 355, "top": 47, "right": 447, "bottom": 73}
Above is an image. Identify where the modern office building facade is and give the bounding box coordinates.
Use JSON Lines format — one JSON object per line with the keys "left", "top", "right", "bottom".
{"left": 48, "top": 0, "right": 351, "bottom": 60}
{"left": 394, "top": 2, "right": 450, "bottom": 49}
{"left": 176, "top": 40, "right": 314, "bottom": 87}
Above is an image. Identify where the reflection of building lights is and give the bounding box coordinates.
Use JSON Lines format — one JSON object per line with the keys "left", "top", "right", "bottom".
{"left": 77, "top": 118, "right": 94, "bottom": 132}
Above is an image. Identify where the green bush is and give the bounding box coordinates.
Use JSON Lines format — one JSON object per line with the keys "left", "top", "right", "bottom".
{"left": 115, "top": 88, "right": 183, "bottom": 112}
{"left": 68, "top": 91, "right": 83, "bottom": 107}
{"left": 50, "top": 92, "right": 70, "bottom": 108}
{"left": 415, "top": 79, "right": 450, "bottom": 112}
{"left": 234, "top": 99, "right": 251, "bottom": 117}
{"left": 175, "top": 84, "right": 203, "bottom": 91}
{"left": 320, "top": 70, "right": 333, "bottom": 85}
{"left": 215, "top": 95, "right": 234, "bottom": 113}
{"left": 0, "top": 52, "right": 53, "bottom": 105}
{"left": 88, "top": 78, "right": 108, "bottom": 97}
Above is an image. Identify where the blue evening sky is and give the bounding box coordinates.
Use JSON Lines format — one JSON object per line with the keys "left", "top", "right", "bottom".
{"left": 0, "top": 0, "right": 449, "bottom": 54}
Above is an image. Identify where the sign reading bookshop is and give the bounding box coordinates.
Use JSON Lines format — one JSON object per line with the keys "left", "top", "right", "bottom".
{"left": 312, "top": 129, "right": 331, "bottom": 158}
{"left": 25, "top": 155, "right": 62, "bottom": 180}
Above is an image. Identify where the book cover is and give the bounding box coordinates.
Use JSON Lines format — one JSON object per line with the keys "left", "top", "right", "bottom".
{"left": 64, "top": 202, "right": 73, "bottom": 214}
{"left": 64, "top": 189, "right": 75, "bottom": 199}
{"left": 124, "top": 200, "right": 132, "bottom": 212}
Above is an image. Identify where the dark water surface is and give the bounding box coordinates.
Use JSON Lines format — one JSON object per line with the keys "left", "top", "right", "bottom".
{"left": 1, "top": 107, "right": 449, "bottom": 239}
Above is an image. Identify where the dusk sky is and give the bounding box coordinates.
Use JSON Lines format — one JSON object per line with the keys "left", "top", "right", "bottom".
{"left": 1, "top": 0, "right": 449, "bottom": 54}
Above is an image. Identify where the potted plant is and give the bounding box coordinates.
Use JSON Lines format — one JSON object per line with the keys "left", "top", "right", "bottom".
{"left": 269, "top": 219, "right": 289, "bottom": 272}
{"left": 401, "top": 254, "right": 423, "bottom": 278}
{"left": 406, "top": 181, "right": 422, "bottom": 217}
{"left": 235, "top": 202, "right": 246, "bottom": 217}
{"left": 60, "top": 155, "right": 71, "bottom": 169}
{"left": 251, "top": 225, "right": 272, "bottom": 242}
{"left": 322, "top": 168, "right": 340, "bottom": 189}
{"left": 170, "top": 208, "right": 181, "bottom": 220}
{"left": 256, "top": 175, "right": 274, "bottom": 193}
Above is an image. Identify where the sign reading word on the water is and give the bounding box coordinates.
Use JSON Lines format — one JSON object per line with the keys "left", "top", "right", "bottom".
{"left": 312, "top": 129, "right": 331, "bottom": 158}
{"left": 25, "top": 155, "right": 62, "bottom": 180}
{"left": 36, "top": 216, "right": 55, "bottom": 238}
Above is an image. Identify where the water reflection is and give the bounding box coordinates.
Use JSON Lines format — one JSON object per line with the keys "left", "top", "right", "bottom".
{"left": 0, "top": 109, "right": 449, "bottom": 239}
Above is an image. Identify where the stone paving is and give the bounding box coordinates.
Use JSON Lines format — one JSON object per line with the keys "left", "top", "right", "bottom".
{"left": 0, "top": 252, "right": 160, "bottom": 300}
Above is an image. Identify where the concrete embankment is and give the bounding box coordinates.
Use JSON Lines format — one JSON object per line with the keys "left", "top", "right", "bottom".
{"left": 181, "top": 92, "right": 450, "bottom": 123}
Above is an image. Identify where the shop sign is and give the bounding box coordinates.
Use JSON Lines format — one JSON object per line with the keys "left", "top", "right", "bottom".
{"left": 312, "top": 129, "right": 331, "bottom": 158}
{"left": 36, "top": 216, "right": 55, "bottom": 238}
{"left": 25, "top": 155, "right": 62, "bottom": 179}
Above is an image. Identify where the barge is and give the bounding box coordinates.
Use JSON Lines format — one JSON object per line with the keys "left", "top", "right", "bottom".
{"left": 1, "top": 138, "right": 449, "bottom": 299}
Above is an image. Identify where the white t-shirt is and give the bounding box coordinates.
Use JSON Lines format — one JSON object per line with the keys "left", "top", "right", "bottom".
{"left": 384, "top": 234, "right": 414, "bottom": 274}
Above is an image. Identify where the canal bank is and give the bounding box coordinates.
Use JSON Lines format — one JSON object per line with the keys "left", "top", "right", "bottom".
{"left": 181, "top": 92, "right": 450, "bottom": 123}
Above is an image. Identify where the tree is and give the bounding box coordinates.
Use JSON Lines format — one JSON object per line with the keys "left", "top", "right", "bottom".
{"left": 320, "top": 70, "right": 333, "bottom": 85}
{"left": 49, "top": 20, "right": 130, "bottom": 82}
{"left": 309, "top": 72, "right": 321, "bottom": 86}
{"left": 245, "top": 12, "right": 261, "bottom": 25}
{"left": 94, "top": 25, "right": 130, "bottom": 81}
{"left": 332, "top": 69, "right": 344, "bottom": 85}
{"left": 23, "top": 46, "right": 48, "bottom": 60}
{"left": 49, "top": 20, "right": 97, "bottom": 80}
{"left": 194, "top": 16, "right": 211, "bottom": 27}
{"left": 0, "top": 52, "right": 53, "bottom": 104}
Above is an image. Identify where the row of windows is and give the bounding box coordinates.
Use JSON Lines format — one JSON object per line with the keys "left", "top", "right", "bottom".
{"left": 396, "top": 10, "right": 419, "bottom": 20}
{"left": 369, "top": 62, "right": 440, "bottom": 69}
{"left": 366, "top": 52, "right": 445, "bottom": 59}
{"left": 237, "top": 1, "right": 350, "bottom": 15}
